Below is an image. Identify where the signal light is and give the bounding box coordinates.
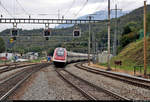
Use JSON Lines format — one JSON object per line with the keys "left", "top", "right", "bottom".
{"left": 43, "top": 29, "right": 51, "bottom": 37}
{"left": 11, "top": 29, "right": 18, "bottom": 37}
{"left": 73, "top": 29, "right": 81, "bottom": 37}
{"left": 10, "top": 38, "right": 14, "bottom": 43}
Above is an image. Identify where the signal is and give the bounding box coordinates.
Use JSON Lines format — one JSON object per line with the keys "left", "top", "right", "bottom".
{"left": 11, "top": 28, "right": 18, "bottom": 40}
{"left": 73, "top": 30, "right": 80, "bottom": 37}
{"left": 12, "top": 29, "right": 18, "bottom": 36}
{"left": 44, "top": 29, "right": 51, "bottom": 37}
{"left": 73, "top": 29, "right": 81, "bottom": 37}
{"left": 73, "top": 26, "right": 81, "bottom": 37}
{"left": 43, "top": 29, "right": 51, "bottom": 40}
{"left": 10, "top": 38, "right": 14, "bottom": 43}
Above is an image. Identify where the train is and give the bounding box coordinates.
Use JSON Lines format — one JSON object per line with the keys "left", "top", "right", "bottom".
{"left": 52, "top": 47, "right": 91, "bottom": 66}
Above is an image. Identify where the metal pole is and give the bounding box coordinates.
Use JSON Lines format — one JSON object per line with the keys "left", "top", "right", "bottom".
{"left": 144, "top": 1, "right": 147, "bottom": 77}
{"left": 112, "top": 5, "right": 122, "bottom": 56}
{"left": 94, "top": 35, "right": 96, "bottom": 64}
{"left": 107, "top": 0, "right": 111, "bottom": 70}
{"left": 92, "top": 31, "right": 96, "bottom": 64}
{"left": 88, "top": 16, "right": 91, "bottom": 66}
{"left": 96, "top": 41, "right": 98, "bottom": 63}
{"left": 113, "top": 4, "right": 117, "bottom": 56}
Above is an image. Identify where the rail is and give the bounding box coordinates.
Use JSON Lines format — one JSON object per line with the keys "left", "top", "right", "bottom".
{"left": 55, "top": 69, "right": 130, "bottom": 100}
{"left": 0, "top": 63, "right": 50, "bottom": 101}
{"left": 75, "top": 63, "right": 150, "bottom": 90}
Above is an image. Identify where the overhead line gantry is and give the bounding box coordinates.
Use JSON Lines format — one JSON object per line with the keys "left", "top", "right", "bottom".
{"left": 0, "top": 18, "right": 104, "bottom": 24}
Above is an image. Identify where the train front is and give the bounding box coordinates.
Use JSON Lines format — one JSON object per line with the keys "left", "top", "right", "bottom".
{"left": 53, "top": 48, "right": 67, "bottom": 67}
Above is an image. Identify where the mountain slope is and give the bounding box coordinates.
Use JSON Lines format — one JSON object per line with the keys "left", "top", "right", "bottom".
{"left": 57, "top": 10, "right": 130, "bottom": 28}
{"left": 110, "top": 37, "right": 150, "bottom": 70}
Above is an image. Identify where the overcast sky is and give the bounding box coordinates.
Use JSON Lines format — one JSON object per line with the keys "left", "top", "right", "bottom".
{"left": 0, "top": 0, "right": 149, "bottom": 31}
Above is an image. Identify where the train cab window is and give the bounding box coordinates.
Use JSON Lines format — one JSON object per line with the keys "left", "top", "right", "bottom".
{"left": 56, "top": 49, "right": 65, "bottom": 56}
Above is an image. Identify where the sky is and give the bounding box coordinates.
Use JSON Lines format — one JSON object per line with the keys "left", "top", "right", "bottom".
{"left": 0, "top": 0, "right": 149, "bottom": 31}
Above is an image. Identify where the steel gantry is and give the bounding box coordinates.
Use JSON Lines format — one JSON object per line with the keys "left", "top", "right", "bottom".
{"left": 0, "top": 18, "right": 103, "bottom": 24}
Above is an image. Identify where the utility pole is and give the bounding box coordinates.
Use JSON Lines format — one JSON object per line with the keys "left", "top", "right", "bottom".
{"left": 88, "top": 16, "right": 91, "bottom": 66}
{"left": 107, "top": 0, "right": 111, "bottom": 71}
{"left": 144, "top": 1, "right": 147, "bottom": 77}
{"left": 112, "top": 4, "right": 122, "bottom": 56}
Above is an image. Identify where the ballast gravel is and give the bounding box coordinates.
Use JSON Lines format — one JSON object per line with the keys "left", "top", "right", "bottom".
{"left": 65, "top": 63, "right": 150, "bottom": 100}
{"left": 9, "top": 65, "right": 86, "bottom": 100}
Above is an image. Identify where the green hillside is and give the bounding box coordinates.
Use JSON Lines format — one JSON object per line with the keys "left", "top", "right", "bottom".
{"left": 110, "top": 37, "right": 150, "bottom": 72}
{"left": 109, "top": 6, "right": 150, "bottom": 72}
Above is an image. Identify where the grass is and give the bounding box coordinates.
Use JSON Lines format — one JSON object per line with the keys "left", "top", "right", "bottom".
{"left": 0, "top": 60, "right": 11, "bottom": 64}
{"left": 0, "top": 57, "right": 46, "bottom": 64}
{"left": 28, "top": 57, "right": 45, "bottom": 63}
{"left": 98, "top": 37, "right": 150, "bottom": 74}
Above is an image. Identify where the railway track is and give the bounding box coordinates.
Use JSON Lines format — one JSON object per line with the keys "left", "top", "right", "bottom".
{"left": 55, "top": 69, "right": 130, "bottom": 100}
{"left": 0, "top": 63, "right": 38, "bottom": 74}
{"left": 0, "top": 62, "right": 25, "bottom": 67}
{"left": 0, "top": 63, "right": 50, "bottom": 101}
{"left": 75, "top": 63, "right": 150, "bottom": 90}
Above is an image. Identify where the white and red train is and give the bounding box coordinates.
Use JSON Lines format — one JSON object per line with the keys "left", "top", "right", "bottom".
{"left": 53, "top": 47, "right": 91, "bottom": 66}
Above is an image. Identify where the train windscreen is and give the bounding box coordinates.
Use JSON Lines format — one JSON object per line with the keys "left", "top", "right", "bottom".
{"left": 56, "top": 48, "right": 65, "bottom": 56}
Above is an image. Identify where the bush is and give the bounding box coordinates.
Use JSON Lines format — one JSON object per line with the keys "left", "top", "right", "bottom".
{"left": 119, "top": 32, "right": 139, "bottom": 52}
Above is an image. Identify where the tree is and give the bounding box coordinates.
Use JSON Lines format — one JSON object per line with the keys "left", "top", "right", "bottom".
{"left": 120, "top": 32, "right": 139, "bottom": 48}
{"left": 0, "top": 37, "right": 5, "bottom": 53}
{"left": 29, "top": 46, "right": 42, "bottom": 52}
{"left": 119, "top": 21, "right": 140, "bottom": 53}
{"left": 47, "top": 48, "right": 55, "bottom": 56}
{"left": 122, "top": 22, "right": 138, "bottom": 35}
{"left": 122, "top": 24, "right": 132, "bottom": 35}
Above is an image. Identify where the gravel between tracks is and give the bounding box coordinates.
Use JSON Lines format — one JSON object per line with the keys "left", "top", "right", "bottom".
{"left": 8, "top": 65, "right": 86, "bottom": 100}
{"left": 65, "top": 63, "right": 150, "bottom": 100}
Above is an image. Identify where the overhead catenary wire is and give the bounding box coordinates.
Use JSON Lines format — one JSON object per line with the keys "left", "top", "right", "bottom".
{"left": 15, "top": 0, "right": 59, "bottom": 17}
{"left": 74, "top": 0, "right": 89, "bottom": 18}
{"left": 88, "top": 0, "right": 108, "bottom": 20}
{"left": 63, "top": 0, "right": 76, "bottom": 18}
{"left": 94, "top": 0, "right": 106, "bottom": 11}
{"left": 0, "top": 0, "right": 14, "bottom": 18}
{"left": 15, "top": 0, "right": 30, "bottom": 16}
